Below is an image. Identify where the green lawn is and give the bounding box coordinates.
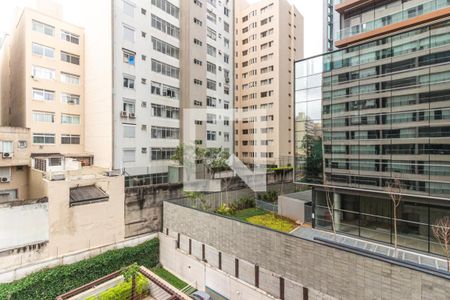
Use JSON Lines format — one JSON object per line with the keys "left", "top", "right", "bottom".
{"left": 232, "top": 208, "right": 267, "bottom": 221}
{"left": 231, "top": 208, "right": 297, "bottom": 233}
{"left": 152, "top": 267, "right": 189, "bottom": 290}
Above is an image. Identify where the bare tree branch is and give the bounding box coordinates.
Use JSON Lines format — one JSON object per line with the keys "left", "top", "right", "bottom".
{"left": 432, "top": 216, "right": 450, "bottom": 272}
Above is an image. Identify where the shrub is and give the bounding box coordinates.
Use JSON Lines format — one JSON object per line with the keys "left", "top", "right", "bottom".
{"left": 258, "top": 190, "right": 278, "bottom": 203}
{"left": 0, "top": 239, "right": 159, "bottom": 300}
{"left": 216, "top": 203, "right": 235, "bottom": 215}
{"left": 86, "top": 273, "right": 149, "bottom": 300}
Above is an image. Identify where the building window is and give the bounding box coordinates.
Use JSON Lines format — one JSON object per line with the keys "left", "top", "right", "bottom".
{"left": 0, "top": 141, "right": 13, "bottom": 154}
{"left": 152, "top": 37, "right": 179, "bottom": 59}
{"left": 194, "top": 59, "right": 203, "bottom": 66}
{"left": 207, "top": 27, "right": 217, "bottom": 40}
{"left": 151, "top": 104, "right": 179, "bottom": 119}
{"left": 123, "top": 75, "right": 135, "bottom": 88}
{"left": 194, "top": 79, "right": 203, "bottom": 85}
{"left": 32, "top": 43, "right": 54, "bottom": 58}
{"left": 151, "top": 0, "right": 179, "bottom": 18}
{"left": 123, "top": 25, "right": 135, "bottom": 42}
{"left": 33, "top": 133, "right": 55, "bottom": 144}
{"left": 123, "top": 125, "right": 136, "bottom": 138}
{"left": 151, "top": 126, "right": 180, "bottom": 139}
{"left": 207, "top": 113, "right": 217, "bottom": 124}
{"left": 207, "top": 62, "right": 217, "bottom": 74}
{"left": 224, "top": 133, "right": 230, "bottom": 142}
{"left": 123, "top": 149, "right": 136, "bottom": 162}
{"left": 32, "top": 20, "right": 54, "bottom": 36}
{"left": 61, "top": 114, "right": 80, "bottom": 124}
{"left": 207, "top": 131, "right": 216, "bottom": 141}
{"left": 61, "top": 134, "right": 80, "bottom": 144}
{"left": 194, "top": 38, "right": 202, "bottom": 46}
{"left": 194, "top": 18, "right": 202, "bottom": 26}
{"left": 61, "top": 93, "right": 80, "bottom": 105}
{"left": 32, "top": 66, "right": 55, "bottom": 80}
{"left": 151, "top": 81, "right": 179, "bottom": 99}
{"left": 151, "top": 148, "right": 177, "bottom": 160}
{"left": 151, "top": 14, "right": 180, "bottom": 39}
{"left": 207, "top": 96, "right": 217, "bottom": 107}
{"left": 151, "top": 59, "right": 180, "bottom": 79}
{"left": 207, "top": 79, "right": 217, "bottom": 91}
{"left": 32, "top": 88, "right": 54, "bottom": 101}
{"left": 61, "top": 30, "right": 79, "bottom": 44}
{"left": 123, "top": 0, "right": 135, "bottom": 17}
{"left": 123, "top": 99, "right": 136, "bottom": 113}
{"left": 61, "top": 72, "right": 80, "bottom": 85}
{"left": 61, "top": 51, "right": 80, "bottom": 65}
{"left": 32, "top": 111, "right": 55, "bottom": 123}
{"left": 207, "top": 44, "right": 216, "bottom": 57}
{"left": 123, "top": 49, "right": 135, "bottom": 65}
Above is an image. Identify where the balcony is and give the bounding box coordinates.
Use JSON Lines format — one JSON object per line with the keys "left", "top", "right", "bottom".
{"left": 336, "top": 0, "right": 450, "bottom": 47}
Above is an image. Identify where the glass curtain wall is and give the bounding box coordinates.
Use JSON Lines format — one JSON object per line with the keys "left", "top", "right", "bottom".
{"left": 295, "top": 20, "right": 450, "bottom": 255}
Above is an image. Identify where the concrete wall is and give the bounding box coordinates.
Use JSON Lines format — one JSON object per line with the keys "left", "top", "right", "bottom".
{"left": 45, "top": 175, "right": 125, "bottom": 257}
{"left": 278, "top": 195, "right": 305, "bottom": 223}
{"left": 160, "top": 233, "right": 288, "bottom": 300}
{"left": 0, "top": 200, "right": 48, "bottom": 251}
{"left": 163, "top": 201, "right": 450, "bottom": 300}
{"left": 124, "top": 183, "right": 184, "bottom": 238}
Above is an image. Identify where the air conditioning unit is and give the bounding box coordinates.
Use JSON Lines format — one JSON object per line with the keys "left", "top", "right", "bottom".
{"left": 2, "top": 152, "right": 12, "bottom": 158}
{"left": 1, "top": 177, "right": 10, "bottom": 183}
{"left": 120, "top": 111, "right": 128, "bottom": 118}
{"left": 129, "top": 112, "right": 136, "bottom": 119}
{"left": 50, "top": 173, "right": 65, "bottom": 181}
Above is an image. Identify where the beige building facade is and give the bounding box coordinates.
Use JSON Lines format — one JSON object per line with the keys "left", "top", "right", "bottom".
{"left": 235, "top": 0, "right": 303, "bottom": 167}
{"left": 1, "top": 7, "right": 86, "bottom": 157}
{"left": 0, "top": 127, "right": 31, "bottom": 201}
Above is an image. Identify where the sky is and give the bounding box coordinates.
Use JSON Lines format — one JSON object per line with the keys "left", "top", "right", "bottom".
{"left": 0, "top": 0, "right": 323, "bottom": 58}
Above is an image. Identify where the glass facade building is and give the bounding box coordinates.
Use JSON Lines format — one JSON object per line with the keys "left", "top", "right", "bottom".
{"left": 294, "top": 18, "right": 450, "bottom": 255}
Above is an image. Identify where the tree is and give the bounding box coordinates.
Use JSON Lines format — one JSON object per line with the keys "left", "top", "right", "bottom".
{"left": 121, "top": 263, "right": 140, "bottom": 299}
{"left": 324, "top": 181, "right": 336, "bottom": 238}
{"left": 432, "top": 216, "right": 450, "bottom": 272}
{"left": 387, "top": 177, "right": 403, "bottom": 254}
{"left": 203, "top": 147, "right": 230, "bottom": 179}
{"left": 171, "top": 144, "right": 205, "bottom": 180}
{"left": 301, "top": 135, "right": 323, "bottom": 183}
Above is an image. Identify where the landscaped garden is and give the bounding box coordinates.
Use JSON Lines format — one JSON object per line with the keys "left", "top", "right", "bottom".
{"left": 0, "top": 239, "right": 159, "bottom": 300}
{"left": 215, "top": 193, "right": 298, "bottom": 233}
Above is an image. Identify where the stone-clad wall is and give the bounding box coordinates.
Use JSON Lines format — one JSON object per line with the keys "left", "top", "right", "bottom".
{"left": 163, "top": 201, "right": 450, "bottom": 300}
{"left": 125, "top": 175, "right": 298, "bottom": 238}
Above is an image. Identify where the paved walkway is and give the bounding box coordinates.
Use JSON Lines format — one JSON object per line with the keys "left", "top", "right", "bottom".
{"left": 291, "top": 226, "right": 449, "bottom": 272}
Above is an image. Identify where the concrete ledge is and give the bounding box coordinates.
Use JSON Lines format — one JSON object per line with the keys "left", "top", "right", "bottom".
{"left": 0, "top": 233, "right": 157, "bottom": 283}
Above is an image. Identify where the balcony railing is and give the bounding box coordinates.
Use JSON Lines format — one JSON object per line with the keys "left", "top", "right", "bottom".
{"left": 337, "top": 0, "right": 450, "bottom": 40}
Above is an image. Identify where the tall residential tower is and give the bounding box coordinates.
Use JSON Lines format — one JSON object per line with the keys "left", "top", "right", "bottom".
{"left": 235, "top": 0, "right": 303, "bottom": 168}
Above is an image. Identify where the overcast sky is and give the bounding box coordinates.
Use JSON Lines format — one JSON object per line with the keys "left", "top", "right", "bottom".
{"left": 0, "top": 0, "right": 323, "bottom": 58}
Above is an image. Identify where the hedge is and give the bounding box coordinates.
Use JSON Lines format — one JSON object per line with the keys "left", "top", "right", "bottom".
{"left": 86, "top": 273, "right": 149, "bottom": 300}
{"left": 0, "top": 238, "right": 159, "bottom": 300}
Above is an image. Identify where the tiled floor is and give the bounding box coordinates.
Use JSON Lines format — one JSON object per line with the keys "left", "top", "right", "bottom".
{"left": 291, "top": 226, "right": 449, "bottom": 272}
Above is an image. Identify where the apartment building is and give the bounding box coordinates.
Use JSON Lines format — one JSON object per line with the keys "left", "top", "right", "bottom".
{"left": 1, "top": 7, "right": 87, "bottom": 158}
{"left": 109, "top": 0, "right": 182, "bottom": 185}
{"left": 295, "top": 0, "right": 450, "bottom": 255}
{"left": 180, "top": 0, "right": 234, "bottom": 152}
{"left": 0, "top": 127, "right": 31, "bottom": 201}
{"left": 235, "top": 0, "right": 303, "bottom": 167}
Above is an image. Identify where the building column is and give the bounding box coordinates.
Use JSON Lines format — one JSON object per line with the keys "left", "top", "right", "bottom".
{"left": 333, "top": 193, "right": 341, "bottom": 231}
